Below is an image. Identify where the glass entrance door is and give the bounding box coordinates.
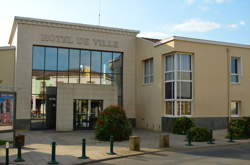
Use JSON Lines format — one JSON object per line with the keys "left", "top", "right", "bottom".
{"left": 73, "top": 99, "right": 103, "bottom": 130}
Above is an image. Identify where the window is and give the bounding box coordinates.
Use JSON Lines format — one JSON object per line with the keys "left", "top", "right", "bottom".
{"left": 144, "top": 58, "right": 153, "bottom": 84}
{"left": 165, "top": 54, "right": 192, "bottom": 116}
{"left": 231, "top": 56, "right": 241, "bottom": 83}
{"left": 231, "top": 101, "right": 240, "bottom": 117}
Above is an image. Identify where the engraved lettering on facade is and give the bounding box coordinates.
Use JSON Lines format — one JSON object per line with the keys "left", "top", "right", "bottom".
{"left": 40, "top": 34, "right": 119, "bottom": 48}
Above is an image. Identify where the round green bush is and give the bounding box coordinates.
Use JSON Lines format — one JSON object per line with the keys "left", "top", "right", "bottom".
{"left": 173, "top": 117, "right": 195, "bottom": 135}
{"left": 228, "top": 119, "right": 247, "bottom": 139}
{"left": 95, "top": 105, "right": 132, "bottom": 141}
{"left": 189, "top": 127, "right": 210, "bottom": 142}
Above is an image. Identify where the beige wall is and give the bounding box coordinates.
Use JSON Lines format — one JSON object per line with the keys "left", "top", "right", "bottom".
{"left": 135, "top": 38, "right": 250, "bottom": 131}
{"left": 56, "top": 83, "right": 117, "bottom": 131}
{"left": 0, "top": 48, "right": 15, "bottom": 92}
{"left": 135, "top": 38, "right": 175, "bottom": 131}
{"left": 174, "top": 40, "right": 250, "bottom": 118}
{"left": 15, "top": 21, "right": 138, "bottom": 125}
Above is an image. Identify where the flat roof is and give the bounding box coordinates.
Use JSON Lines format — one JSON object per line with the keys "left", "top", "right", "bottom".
{"left": 9, "top": 16, "right": 140, "bottom": 45}
{"left": 0, "top": 46, "right": 15, "bottom": 50}
{"left": 154, "top": 36, "right": 250, "bottom": 49}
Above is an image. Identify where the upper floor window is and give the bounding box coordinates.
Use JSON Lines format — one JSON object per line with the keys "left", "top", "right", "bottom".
{"left": 144, "top": 58, "right": 154, "bottom": 84}
{"left": 165, "top": 53, "right": 192, "bottom": 116}
{"left": 230, "top": 101, "right": 240, "bottom": 117}
{"left": 231, "top": 56, "right": 241, "bottom": 84}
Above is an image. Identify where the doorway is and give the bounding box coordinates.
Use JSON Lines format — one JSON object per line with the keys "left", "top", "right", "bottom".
{"left": 73, "top": 99, "right": 103, "bottom": 130}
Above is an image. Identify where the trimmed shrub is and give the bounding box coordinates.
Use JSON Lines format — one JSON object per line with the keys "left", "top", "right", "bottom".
{"left": 228, "top": 118, "right": 248, "bottom": 139}
{"left": 173, "top": 117, "right": 195, "bottom": 135}
{"left": 243, "top": 117, "right": 250, "bottom": 137}
{"left": 95, "top": 105, "right": 132, "bottom": 141}
{"left": 189, "top": 127, "right": 210, "bottom": 142}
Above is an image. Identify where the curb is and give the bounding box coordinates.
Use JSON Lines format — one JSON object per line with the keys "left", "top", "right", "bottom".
{"left": 75, "top": 140, "right": 250, "bottom": 165}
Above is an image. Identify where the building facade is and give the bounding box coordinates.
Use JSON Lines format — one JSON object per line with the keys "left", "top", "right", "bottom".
{"left": 1, "top": 16, "right": 250, "bottom": 132}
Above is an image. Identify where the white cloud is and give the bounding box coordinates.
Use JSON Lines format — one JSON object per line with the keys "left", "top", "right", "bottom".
{"left": 137, "top": 32, "right": 170, "bottom": 39}
{"left": 240, "top": 20, "right": 246, "bottom": 25}
{"left": 170, "top": 19, "right": 221, "bottom": 32}
{"left": 228, "top": 24, "right": 238, "bottom": 28}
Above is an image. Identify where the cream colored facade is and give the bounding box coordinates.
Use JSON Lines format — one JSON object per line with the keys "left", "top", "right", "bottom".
{"left": 1, "top": 16, "right": 250, "bottom": 132}
{"left": 0, "top": 47, "right": 15, "bottom": 92}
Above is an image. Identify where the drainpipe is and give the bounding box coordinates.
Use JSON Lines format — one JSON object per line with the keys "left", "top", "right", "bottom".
{"left": 226, "top": 48, "right": 230, "bottom": 129}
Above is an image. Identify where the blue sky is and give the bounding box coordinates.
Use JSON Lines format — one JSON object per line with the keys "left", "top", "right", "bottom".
{"left": 0, "top": 0, "right": 249, "bottom": 46}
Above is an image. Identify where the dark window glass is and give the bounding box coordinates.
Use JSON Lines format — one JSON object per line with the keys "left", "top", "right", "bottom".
{"left": 166, "top": 101, "right": 174, "bottom": 115}
{"left": 165, "top": 82, "right": 174, "bottom": 99}
{"left": 165, "top": 55, "right": 174, "bottom": 71}
{"left": 69, "top": 49, "right": 80, "bottom": 83}
{"left": 57, "top": 48, "right": 69, "bottom": 84}
{"left": 44, "top": 71, "right": 57, "bottom": 89}
{"left": 58, "top": 48, "right": 69, "bottom": 71}
{"left": 33, "top": 46, "right": 45, "bottom": 70}
{"left": 32, "top": 70, "right": 44, "bottom": 95}
{"left": 101, "top": 73, "right": 113, "bottom": 85}
{"left": 91, "top": 51, "right": 101, "bottom": 73}
{"left": 177, "top": 54, "right": 191, "bottom": 71}
{"left": 80, "top": 50, "right": 91, "bottom": 73}
{"left": 231, "top": 57, "right": 238, "bottom": 74}
{"left": 113, "top": 53, "right": 122, "bottom": 73}
{"left": 102, "top": 52, "right": 113, "bottom": 73}
{"left": 45, "top": 47, "right": 57, "bottom": 71}
{"left": 177, "top": 82, "right": 192, "bottom": 99}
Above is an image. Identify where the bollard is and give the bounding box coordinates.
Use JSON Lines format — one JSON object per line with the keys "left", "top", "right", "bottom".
{"left": 185, "top": 130, "right": 193, "bottom": 146}
{"left": 129, "top": 136, "right": 140, "bottom": 151}
{"left": 14, "top": 145, "right": 25, "bottom": 162}
{"left": 107, "top": 136, "right": 116, "bottom": 155}
{"left": 79, "top": 138, "right": 89, "bottom": 159}
{"left": 48, "top": 142, "right": 59, "bottom": 164}
{"left": 159, "top": 134, "right": 169, "bottom": 148}
{"left": 5, "top": 142, "right": 9, "bottom": 165}
{"left": 228, "top": 129, "right": 235, "bottom": 143}
{"left": 207, "top": 129, "right": 215, "bottom": 144}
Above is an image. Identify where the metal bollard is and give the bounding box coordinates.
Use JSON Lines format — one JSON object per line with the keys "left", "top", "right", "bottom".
{"left": 79, "top": 138, "right": 89, "bottom": 159}
{"left": 185, "top": 130, "right": 193, "bottom": 146}
{"left": 48, "top": 142, "right": 59, "bottom": 164}
{"left": 14, "top": 145, "right": 25, "bottom": 162}
{"left": 107, "top": 136, "right": 116, "bottom": 155}
{"left": 228, "top": 129, "right": 235, "bottom": 143}
{"left": 5, "top": 142, "right": 9, "bottom": 165}
{"left": 207, "top": 129, "right": 215, "bottom": 144}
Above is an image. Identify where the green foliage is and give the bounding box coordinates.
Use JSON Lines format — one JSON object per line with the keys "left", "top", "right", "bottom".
{"left": 228, "top": 118, "right": 250, "bottom": 139}
{"left": 173, "top": 117, "right": 195, "bottom": 135}
{"left": 189, "top": 127, "right": 210, "bottom": 142}
{"left": 95, "top": 105, "right": 132, "bottom": 141}
{"left": 0, "top": 140, "right": 12, "bottom": 145}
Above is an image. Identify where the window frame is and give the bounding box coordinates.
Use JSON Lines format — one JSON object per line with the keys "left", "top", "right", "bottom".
{"left": 230, "top": 101, "right": 240, "bottom": 117}
{"left": 164, "top": 53, "right": 193, "bottom": 117}
{"left": 230, "top": 56, "right": 242, "bottom": 84}
{"left": 143, "top": 58, "right": 154, "bottom": 84}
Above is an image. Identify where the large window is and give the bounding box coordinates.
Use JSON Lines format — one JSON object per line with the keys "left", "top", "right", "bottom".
{"left": 32, "top": 46, "right": 123, "bottom": 128}
{"left": 165, "top": 53, "right": 192, "bottom": 116}
{"left": 144, "top": 58, "right": 154, "bottom": 84}
{"left": 231, "top": 56, "right": 241, "bottom": 83}
{"left": 230, "top": 101, "right": 240, "bottom": 117}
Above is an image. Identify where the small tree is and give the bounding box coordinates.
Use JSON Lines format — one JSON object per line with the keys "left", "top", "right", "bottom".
{"left": 173, "top": 117, "right": 195, "bottom": 135}
{"left": 95, "top": 105, "right": 132, "bottom": 141}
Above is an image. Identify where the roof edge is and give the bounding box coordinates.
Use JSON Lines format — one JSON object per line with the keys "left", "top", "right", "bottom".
{"left": 0, "top": 46, "right": 16, "bottom": 50}
{"left": 154, "top": 35, "right": 250, "bottom": 49}
{"left": 8, "top": 16, "right": 140, "bottom": 45}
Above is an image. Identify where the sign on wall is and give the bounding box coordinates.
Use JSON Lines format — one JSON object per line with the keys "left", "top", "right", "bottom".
{"left": 0, "top": 92, "right": 15, "bottom": 131}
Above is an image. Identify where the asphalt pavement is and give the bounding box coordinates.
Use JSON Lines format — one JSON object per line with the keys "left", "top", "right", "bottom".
{"left": 90, "top": 143, "right": 250, "bottom": 165}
